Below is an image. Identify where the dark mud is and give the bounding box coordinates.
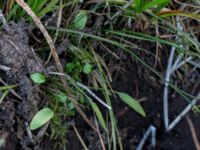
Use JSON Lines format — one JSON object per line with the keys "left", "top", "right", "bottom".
{"left": 67, "top": 55, "right": 200, "bottom": 150}
{"left": 0, "top": 22, "right": 47, "bottom": 149}
{"left": 112, "top": 57, "right": 200, "bottom": 150}
{"left": 0, "top": 22, "right": 200, "bottom": 150}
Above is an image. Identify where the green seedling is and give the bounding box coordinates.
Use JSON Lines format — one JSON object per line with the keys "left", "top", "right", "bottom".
{"left": 73, "top": 10, "right": 88, "bottom": 29}
{"left": 118, "top": 92, "right": 146, "bottom": 117}
{"left": 0, "top": 85, "right": 17, "bottom": 103}
{"left": 30, "top": 73, "right": 46, "bottom": 84}
{"left": 54, "top": 92, "right": 68, "bottom": 103}
{"left": 134, "top": 0, "right": 170, "bottom": 13}
{"left": 30, "top": 107, "right": 54, "bottom": 130}
{"left": 65, "top": 63, "right": 75, "bottom": 73}
{"left": 83, "top": 63, "right": 93, "bottom": 74}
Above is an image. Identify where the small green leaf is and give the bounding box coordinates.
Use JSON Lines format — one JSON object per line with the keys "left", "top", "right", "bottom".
{"left": 30, "top": 73, "right": 46, "bottom": 84}
{"left": 65, "top": 63, "right": 75, "bottom": 73}
{"left": 83, "top": 63, "right": 93, "bottom": 74}
{"left": 68, "top": 102, "right": 75, "bottom": 110}
{"left": 30, "top": 107, "right": 54, "bottom": 130}
{"left": 91, "top": 102, "right": 108, "bottom": 132}
{"left": 118, "top": 92, "right": 146, "bottom": 117}
{"left": 73, "top": 10, "right": 87, "bottom": 29}
{"left": 54, "top": 92, "right": 67, "bottom": 103}
{"left": 142, "top": 0, "right": 170, "bottom": 11}
{"left": 134, "top": 0, "right": 144, "bottom": 12}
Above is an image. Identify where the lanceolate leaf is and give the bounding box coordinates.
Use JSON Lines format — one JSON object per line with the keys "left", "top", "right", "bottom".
{"left": 91, "top": 102, "right": 108, "bottom": 132}
{"left": 118, "top": 92, "right": 146, "bottom": 117}
{"left": 30, "top": 107, "right": 54, "bottom": 130}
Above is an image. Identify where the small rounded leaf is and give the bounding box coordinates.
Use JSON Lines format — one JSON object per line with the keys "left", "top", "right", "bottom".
{"left": 83, "top": 63, "right": 93, "bottom": 74}
{"left": 30, "top": 107, "right": 54, "bottom": 130}
{"left": 65, "top": 63, "right": 75, "bottom": 73}
{"left": 54, "top": 92, "right": 67, "bottom": 103}
{"left": 30, "top": 73, "right": 46, "bottom": 84}
{"left": 73, "top": 10, "right": 87, "bottom": 29}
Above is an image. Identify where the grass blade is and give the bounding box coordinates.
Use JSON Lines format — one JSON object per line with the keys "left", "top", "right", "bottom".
{"left": 91, "top": 102, "right": 108, "bottom": 132}
{"left": 142, "top": 0, "right": 170, "bottom": 11}
{"left": 118, "top": 92, "right": 146, "bottom": 117}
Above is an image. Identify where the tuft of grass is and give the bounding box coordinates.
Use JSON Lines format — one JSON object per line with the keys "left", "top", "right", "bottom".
{"left": 134, "top": 0, "right": 170, "bottom": 13}
{"left": 0, "top": 84, "right": 17, "bottom": 103}
{"left": 2, "top": 0, "right": 200, "bottom": 149}
{"left": 5, "top": 0, "right": 59, "bottom": 21}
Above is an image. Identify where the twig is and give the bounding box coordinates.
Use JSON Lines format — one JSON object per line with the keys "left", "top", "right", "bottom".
{"left": 163, "top": 46, "right": 176, "bottom": 129}
{"left": 76, "top": 83, "right": 111, "bottom": 110}
{"left": 49, "top": 71, "right": 111, "bottom": 110}
{"left": 171, "top": 55, "right": 183, "bottom": 72}
{"left": 72, "top": 124, "right": 89, "bottom": 150}
{"left": 24, "top": 122, "right": 34, "bottom": 143}
{"left": 99, "top": 42, "right": 120, "bottom": 60}
{"left": 36, "top": 122, "right": 50, "bottom": 140}
{"left": 30, "top": 47, "right": 43, "bottom": 66}
{"left": 167, "top": 92, "right": 200, "bottom": 132}
{"left": 94, "top": 115, "right": 106, "bottom": 150}
{"left": 45, "top": 0, "right": 63, "bottom": 65}
{"left": 104, "top": 0, "right": 132, "bottom": 25}
{"left": 189, "top": 61, "right": 200, "bottom": 69}
{"left": 163, "top": 15, "right": 183, "bottom": 130}
{"left": 0, "top": 64, "right": 11, "bottom": 72}
{"left": 154, "top": 21, "right": 160, "bottom": 69}
{"left": 171, "top": 56, "right": 193, "bottom": 73}
{"left": 186, "top": 116, "right": 200, "bottom": 150}
{"left": 136, "top": 125, "right": 156, "bottom": 150}
{"left": 54, "top": 0, "right": 63, "bottom": 43}
{"left": 174, "top": 0, "right": 200, "bottom": 9}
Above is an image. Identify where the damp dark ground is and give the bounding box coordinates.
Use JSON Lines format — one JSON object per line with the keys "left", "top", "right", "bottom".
{"left": 67, "top": 55, "right": 200, "bottom": 150}
{"left": 0, "top": 22, "right": 200, "bottom": 150}
{"left": 111, "top": 57, "right": 200, "bottom": 150}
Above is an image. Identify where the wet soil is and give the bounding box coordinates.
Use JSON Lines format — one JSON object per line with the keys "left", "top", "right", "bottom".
{"left": 0, "top": 22, "right": 47, "bottom": 149}
{"left": 111, "top": 57, "right": 200, "bottom": 150}
{"left": 0, "top": 22, "right": 200, "bottom": 150}
{"left": 68, "top": 56, "right": 200, "bottom": 150}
